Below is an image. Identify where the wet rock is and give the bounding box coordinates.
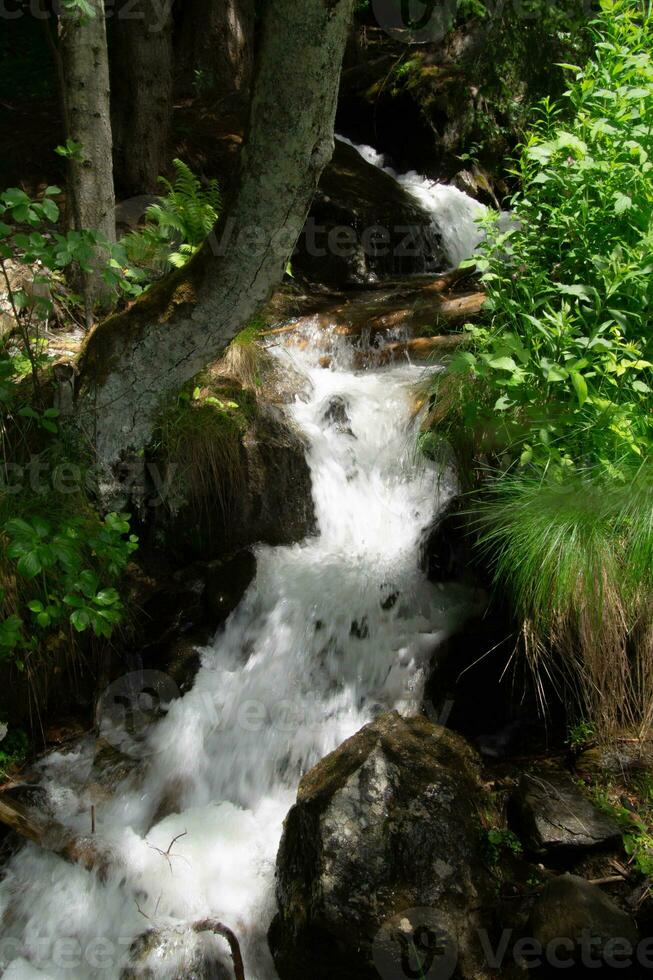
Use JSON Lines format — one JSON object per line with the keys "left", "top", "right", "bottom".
{"left": 140, "top": 573, "right": 207, "bottom": 652}
{"left": 322, "top": 395, "right": 354, "bottom": 436}
{"left": 269, "top": 711, "right": 497, "bottom": 980}
{"left": 528, "top": 874, "right": 638, "bottom": 973}
{"left": 89, "top": 740, "right": 140, "bottom": 800}
{"left": 157, "top": 405, "right": 315, "bottom": 561}
{"left": 237, "top": 405, "right": 316, "bottom": 548}
{"left": 512, "top": 770, "right": 622, "bottom": 856}
{"left": 257, "top": 355, "right": 313, "bottom": 405}
{"left": 121, "top": 927, "right": 230, "bottom": 979}
{"left": 293, "top": 139, "right": 445, "bottom": 287}
{"left": 203, "top": 550, "right": 257, "bottom": 624}
{"left": 160, "top": 637, "right": 203, "bottom": 694}
{"left": 576, "top": 741, "right": 653, "bottom": 781}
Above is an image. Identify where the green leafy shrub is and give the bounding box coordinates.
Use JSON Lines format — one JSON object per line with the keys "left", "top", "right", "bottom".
{"left": 426, "top": 0, "right": 653, "bottom": 737}
{"left": 122, "top": 159, "right": 221, "bottom": 276}
{"left": 0, "top": 724, "right": 28, "bottom": 779}
{"left": 0, "top": 185, "right": 139, "bottom": 684}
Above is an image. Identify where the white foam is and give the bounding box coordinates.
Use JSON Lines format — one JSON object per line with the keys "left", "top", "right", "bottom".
{"left": 0, "top": 313, "right": 472, "bottom": 979}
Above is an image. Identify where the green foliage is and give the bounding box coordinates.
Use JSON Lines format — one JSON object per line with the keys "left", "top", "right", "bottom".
{"left": 0, "top": 186, "right": 139, "bottom": 673}
{"left": 449, "top": 0, "right": 653, "bottom": 471}
{"left": 485, "top": 827, "right": 524, "bottom": 863}
{"left": 0, "top": 509, "right": 138, "bottom": 663}
{"left": 566, "top": 719, "right": 597, "bottom": 749}
{"left": 0, "top": 186, "right": 141, "bottom": 402}
{"left": 123, "top": 159, "right": 221, "bottom": 276}
{"left": 426, "top": 0, "right": 653, "bottom": 736}
{"left": 587, "top": 773, "right": 653, "bottom": 879}
{"left": 0, "top": 725, "right": 28, "bottom": 779}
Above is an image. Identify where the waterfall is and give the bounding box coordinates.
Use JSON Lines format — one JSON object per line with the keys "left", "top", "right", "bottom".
{"left": 0, "top": 214, "right": 478, "bottom": 980}
{"left": 336, "top": 135, "right": 488, "bottom": 267}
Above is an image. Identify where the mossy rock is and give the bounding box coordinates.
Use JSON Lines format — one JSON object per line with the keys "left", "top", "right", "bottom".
{"left": 270, "top": 711, "right": 498, "bottom": 980}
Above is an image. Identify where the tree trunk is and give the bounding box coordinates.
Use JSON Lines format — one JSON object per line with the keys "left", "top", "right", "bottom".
{"left": 77, "top": 0, "right": 356, "bottom": 506}
{"left": 175, "top": 0, "right": 256, "bottom": 114}
{"left": 110, "top": 0, "right": 173, "bottom": 196}
{"left": 58, "top": 0, "right": 116, "bottom": 321}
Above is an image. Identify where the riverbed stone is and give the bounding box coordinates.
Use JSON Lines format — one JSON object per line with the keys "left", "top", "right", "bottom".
{"left": 528, "top": 874, "right": 638, "bottom": 972}
{"left": 293, "top": 139, "right": 445, "bottom": 286}
{"left": 512, "top": 769, "right": 622, "bottom": 855}
{"left": 269, "top": 710, "right": 497, "bottom": 980}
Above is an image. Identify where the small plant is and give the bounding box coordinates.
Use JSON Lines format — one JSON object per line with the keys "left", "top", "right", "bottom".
{"left": 485, "top": 827, "right": 523, "bottom": 864}
{"left": 122, "top": 159, "right": 221, "bottom": 276}
{"left": 587, "top": 775, "right": 653, "bottom": 880}
{"left": 567, "top": 720, "right": 597, "bottom": 751}
{"left": 0, "top": 724, "right": 28, "bottom": 780}
{"left": 0, "top": 510, "right": 138, "bottom": 664}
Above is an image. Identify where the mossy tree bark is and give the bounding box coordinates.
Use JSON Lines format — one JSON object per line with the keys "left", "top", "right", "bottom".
{"left": 58, "top": 0, "right": 116, "bottom": 321}
{"left": 110, "top": 0, "right": 173, "bottom": 196}
{"left": 77, "top": 0, "right": 355, "bottom": 506}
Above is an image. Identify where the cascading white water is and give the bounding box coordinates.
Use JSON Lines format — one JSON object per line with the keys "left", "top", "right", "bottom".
{"left": 0, "top": 151, "right": 481, "bottom": 980}
{"left": 337, "top": 135, "right": 488, "bottom": 266}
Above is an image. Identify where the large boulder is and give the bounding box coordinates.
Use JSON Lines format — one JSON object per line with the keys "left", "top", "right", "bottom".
{"left": 269, "top": 711, "right": 497, "bottom": 980}
{"left": 293, "top": 139, "right": 445, "bottom": 286}
{"left": 528, "top": 875, "right": 639, "bottom": 975}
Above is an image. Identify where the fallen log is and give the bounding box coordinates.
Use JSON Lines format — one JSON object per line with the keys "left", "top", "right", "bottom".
{"left": 0, "top": 792, "right": 111, "bottom": 875}
{"left": 433, "top": 291, "right": 485, "bottom": 322}
{"left": 358, "top": 334, "right": 465, "bottom": 368}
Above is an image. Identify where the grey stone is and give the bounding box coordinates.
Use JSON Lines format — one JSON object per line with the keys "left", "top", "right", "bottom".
{"left": 529, "top": 874, "right": 638, "bottom": 966}
{"left": 269, "top": 711, "right": 497, "bottom": 980}
{"left": 513, "top": 769, "right": 622, "bottom": 854}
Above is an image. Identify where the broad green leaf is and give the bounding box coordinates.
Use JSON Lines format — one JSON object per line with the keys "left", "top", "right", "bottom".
{"left": 570, "top": 371, "right": 588, "bottom": 406}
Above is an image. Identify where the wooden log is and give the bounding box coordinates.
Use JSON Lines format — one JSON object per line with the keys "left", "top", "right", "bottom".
{"left": 0, "top": 792, "right": 111, "bottom": 874}
{"left": 352, "top": 334, "right": 465, "bottom": 369}
{"left": 434, "top": 292, "right": 485, "bottom": 322}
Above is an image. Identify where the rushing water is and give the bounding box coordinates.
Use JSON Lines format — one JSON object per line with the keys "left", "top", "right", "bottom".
{"left": 0, "top": 154, "right": 483, "bottom": 980}
{"left": 337, "top": 135, "right": 488, "bottom": 267}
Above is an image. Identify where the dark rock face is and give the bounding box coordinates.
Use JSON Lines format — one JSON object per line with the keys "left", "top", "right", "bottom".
{"left": 157, "top": 405, "right": 316, "bottom": 562}
{"left": 512, "top": 770, "right": 622, "bottom": 856}
{"left": 293, "top": 139, "right": 445, "bottom": 286}
{"left": 528, "top": 875, "right": 638, "bottom": 975}
{"left": 269, "top": 711, "right": 496, "bottom": 980}
{"left": 236, "top": 405, "right": 316, "bottom": 549}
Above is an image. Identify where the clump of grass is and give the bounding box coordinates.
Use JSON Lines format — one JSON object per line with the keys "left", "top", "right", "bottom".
{"left": 154, "top": 377, "right": 252, "bottom": 524}
{"left": 213, "top": 319, "right": 271, "bottom": 391}
{"left": 473, "top": 465, "right": 653, "bottom": 737}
